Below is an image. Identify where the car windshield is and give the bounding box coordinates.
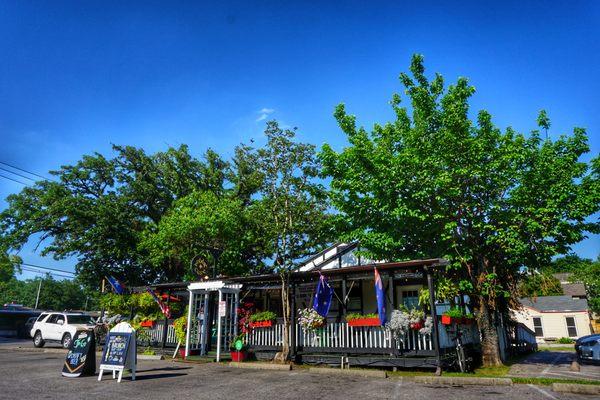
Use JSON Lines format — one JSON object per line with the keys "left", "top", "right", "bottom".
{"left": 67, "top": 315, "right": 95, "bottom": 325}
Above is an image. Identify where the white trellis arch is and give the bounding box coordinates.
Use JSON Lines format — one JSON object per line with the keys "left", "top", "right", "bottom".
{"left": 185, "top": 281, "right": 241, "bottom": 361}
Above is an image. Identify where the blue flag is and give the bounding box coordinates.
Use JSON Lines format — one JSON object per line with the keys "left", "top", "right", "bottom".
{"left": 106, "top": 276, "right": 126, "bottom": 295}
{"left": 312, "top": 274, "right": 333, "bottom": 317}
{"left": 374, "top": 268, "right": 387, "bottom": 325}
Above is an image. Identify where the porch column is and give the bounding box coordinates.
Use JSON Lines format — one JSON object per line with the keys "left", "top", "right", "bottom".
{"left": 233, "top": 290, "right": 240, "bottom": 338}
{"left": 185, "top": 290, "right": 194, "bottom": 357}
{"left": 290, "top": 283, "right": 297, "bottom": 359}
{"left": 161, "top": 289, "right": 171, "bottom": 349}
{"left": 426, "top": 267, "right": 442, "bottom": 376}
{"left": 216, "top": 289, "right": 223, "bottom": 362}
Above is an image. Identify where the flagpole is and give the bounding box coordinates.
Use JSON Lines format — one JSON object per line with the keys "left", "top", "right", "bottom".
{"left": 99, "top": 278, "right": 106, "bottom": 321}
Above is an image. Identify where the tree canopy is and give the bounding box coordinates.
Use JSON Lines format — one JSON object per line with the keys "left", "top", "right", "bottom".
{"left": 320, "top": 54, "right": 600, "bottom": 365}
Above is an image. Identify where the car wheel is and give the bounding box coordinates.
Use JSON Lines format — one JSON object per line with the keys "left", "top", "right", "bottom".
{"left": 61, "top": 333, "right": 72, "bottom": 349}
{"left": 33, "top": 331, "right": 45, "bottom": 348}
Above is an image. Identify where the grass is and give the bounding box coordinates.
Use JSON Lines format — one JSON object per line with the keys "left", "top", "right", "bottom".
{"left": 511, "top": 377, "right": 600, "bottom": 386}
{"left": 538, "top": 346, "right": 575, "bottom": 352}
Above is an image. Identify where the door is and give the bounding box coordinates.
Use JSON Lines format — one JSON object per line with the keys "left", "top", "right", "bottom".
{"left": 44, "top": 314, "right": 60, "bottom": 340}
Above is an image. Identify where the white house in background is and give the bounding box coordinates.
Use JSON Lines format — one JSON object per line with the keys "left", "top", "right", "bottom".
{"left": 512, "top": 296, "right": 592, "bottom": 343}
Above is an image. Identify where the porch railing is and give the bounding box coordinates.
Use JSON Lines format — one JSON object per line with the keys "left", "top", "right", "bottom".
{"left": 247, "top": 322, "right": 437, "bottom": 353}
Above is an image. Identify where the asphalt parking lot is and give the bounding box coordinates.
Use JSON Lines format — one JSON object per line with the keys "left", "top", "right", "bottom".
{"left": 510, "top": 350, "right": 600, "bottom": 381}
{"left": 0, "top": 347, "right": 596, "bottom": 400}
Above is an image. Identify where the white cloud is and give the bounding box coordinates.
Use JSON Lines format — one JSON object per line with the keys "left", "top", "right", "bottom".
{"left": 256, "top": 108, "right": 275, "bottom": 122}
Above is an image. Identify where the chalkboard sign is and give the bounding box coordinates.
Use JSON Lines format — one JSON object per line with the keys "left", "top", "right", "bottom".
{"left": 62, "top": 330, "right": 96, "bottom": 377}
{"left": 101, "top": 332, "right": 131, "bottom": 366}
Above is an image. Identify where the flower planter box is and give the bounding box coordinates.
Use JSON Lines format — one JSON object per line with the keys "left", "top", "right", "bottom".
{"left": 441, "top": 315, "right": 461, "bottom": 325}
{"left": 250, "top": 320, "right": 273, "bottom": 328}
{"left": 178, "top": 348, "right": 200, "bottom": 358}
{"left": 230, "top": 351, "right": 247, "bottom": 362}
{"left": 347, "top": 317, "right": 380, "bottom": 327}
{"left": 139, "top": 320, "right": 155, "bottom": 328}
{"left": 460, "top": 317, "right": 474, "bottom": 325}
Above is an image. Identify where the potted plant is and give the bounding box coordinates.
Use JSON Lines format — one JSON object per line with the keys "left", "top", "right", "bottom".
{"left": 408, "top": 309, "right": 425, "bottom": 330}
{"left": 229, "top": 334, "right": 248, "bottom": 362}
{"left": 249, "top": 311, "right": 277, "bottom": 328}
{"left": 297, "top": 308, "right": 325, "bottom": 331}
{"left": 461, "top": 313, "right": 475, "bottom": 325}
{"left": 441, "top": 307, "right": 464, "bottom": 325}
{"left": 346, "top": 313, "right": 380, "bottom": 327}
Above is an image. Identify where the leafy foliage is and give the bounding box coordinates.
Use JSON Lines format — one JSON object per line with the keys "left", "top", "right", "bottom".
{"left": 0, "top": 275, "right": 88, "bottom": 311}
{"left": 569, "top": 256, "right": 600, "bottom": 314}
{"left": 249, "top": 310, "right": 277, "bottom": 322}
{"left": 518, "top": 272, "right": 563, "bottom": 298}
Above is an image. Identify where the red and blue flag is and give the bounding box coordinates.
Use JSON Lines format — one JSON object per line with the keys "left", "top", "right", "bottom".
{"left": 106, "top": 276, "right": 126, "bottom": 295}
{"left": 374, "top": 268, "right": 387, "bottom": 325}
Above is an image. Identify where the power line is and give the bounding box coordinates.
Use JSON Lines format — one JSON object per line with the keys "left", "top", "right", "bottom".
{"left": 0, "top": 161, "right": 53, "bottom": 181}
{"left": 20, "top": 262, "right": 76, "bottom": 275}
{"left": 0, "top": 166, "right": 37, "bottom": 182}
{"left": 20, "top": 266, "right": 75, "bottom": 279}
{"left": 0, "top": 173, "right": 28, "bottom": 186}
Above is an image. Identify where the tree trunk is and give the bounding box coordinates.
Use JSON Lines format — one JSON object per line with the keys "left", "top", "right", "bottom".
{"left": 280, "top": 274, "right": 291, "bottom": 362}
{"left": 477, "top": 299, "right": 503, "bottom": 366}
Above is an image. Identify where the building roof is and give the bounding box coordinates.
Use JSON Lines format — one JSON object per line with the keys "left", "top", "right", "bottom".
{"left": 551, "top": 273, "right": 587, "bottom": 297}
{"left": 519, "top": 295, "right": 589, "bottom": 313}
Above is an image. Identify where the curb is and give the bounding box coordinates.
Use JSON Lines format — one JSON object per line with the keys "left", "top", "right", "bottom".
{"left": 138, "top": 354, "right": 164, "bottom": 360}
{"left": 309, "top": 367, "right": 387, "bottom": 379}
{"left": 414, "top": 376, "right": 513, "bottom": 386}
{"left": 552, "top": 383, "right": 600, "bottom": 395}
{"left": 229, "top": 362, "right": 292, "bottom": 371}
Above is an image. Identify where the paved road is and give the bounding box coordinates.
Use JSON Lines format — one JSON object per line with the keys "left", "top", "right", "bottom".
{"left": 509, "top": 351, "right": 600, "bottom": 381}
{"left": 0, "top": 348, "right": 594, "bottom": 400}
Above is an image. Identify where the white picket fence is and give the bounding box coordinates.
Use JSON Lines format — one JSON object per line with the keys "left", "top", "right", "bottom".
{"left": 138, "top": 322, "right": 177, "bottom": 345}
{"left": 247, "top": 322, "right": 439, "bottom": 352}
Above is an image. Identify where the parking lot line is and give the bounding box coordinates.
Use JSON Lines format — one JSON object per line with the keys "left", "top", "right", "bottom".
{"left": 527, "top": 384, "right": 559, "bottom": 400}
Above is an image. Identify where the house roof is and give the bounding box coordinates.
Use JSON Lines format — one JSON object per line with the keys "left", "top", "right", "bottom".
{"left": 519, "top": 295, "right": 589, "bottom": 313}
{"left": 562, "top": 283, "right": 587, "bottom": 297}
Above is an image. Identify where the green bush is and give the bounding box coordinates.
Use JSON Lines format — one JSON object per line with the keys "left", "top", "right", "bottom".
{"left": 443, "top": 307, "right": 464, "bottom": 318}
{"left": 346, "top": 312, "right": 378, "bottom": 321}
{"left": 249, "top": 311, "right": 277, "bottom": 322}
{"left": 557, "top": 337, "right": 575, "bottom": 344}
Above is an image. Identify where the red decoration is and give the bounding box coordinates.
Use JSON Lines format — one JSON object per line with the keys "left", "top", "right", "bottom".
{"left": 410, "top": 321, "right": 424, "bottom": 330}
{"left": 347, "top": 317, "right": 381, "bottom": 327}
{"left": 441, "top": 315, "right": 453, "bottom": 325}
{"left": 139, "top": 320, "right": 154, "bottom": 328}
{"left": 249, "top": 320, "right": 273, "bottom": 328}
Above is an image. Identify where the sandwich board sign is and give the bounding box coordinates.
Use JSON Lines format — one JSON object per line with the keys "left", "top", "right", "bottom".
{"left": 62, "top": 329, "right": 96, "bottom": 377}
{"left": 98, "top": 322, "right": 136, "bottom": 383}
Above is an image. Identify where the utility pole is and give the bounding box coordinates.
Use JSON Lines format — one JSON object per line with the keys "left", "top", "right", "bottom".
{"left": 34, "top": 279, "right": 42, "bottom": 309}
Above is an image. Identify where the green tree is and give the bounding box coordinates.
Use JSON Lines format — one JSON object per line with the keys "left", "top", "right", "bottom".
{"left": 320, "top": 55, "right": 600, "bottom": 365}
{"left": 570, "top": 256, "right": 600, "bottom": 314}
{"left": 545, "top": 254, "right": 593, "bottom": 273}
{"left": 0, "top": 275, "right": 87, "bottom": 310}
{"left": 257, "top": 121, "right": 331, "bottom": 361}
{"left": 0, "top": 145, "right": 251, "bottom": 288}
{"left": 518, "top": 272, "right": 563, "bottom": 298}
{"left": 140, "top": 190, "right": 270, "bottom": 280}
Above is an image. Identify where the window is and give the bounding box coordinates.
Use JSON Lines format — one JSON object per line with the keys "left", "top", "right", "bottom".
{"left": 402, "top": 290, "right": 419, "bottom": 309}
{"left": 532, "top": 317, "right": 543, "bottom": 337}
{"left": 46, "top": 314, "right": 59, "bottom": 324}
{"left": 565, "top": 317, "right": 578, "bottom": 337}
{"left": 36, "top": 313, "right": 49, "bottom": 322}
{"left": 66, "top": 315, "right": 95, "bottom": 325}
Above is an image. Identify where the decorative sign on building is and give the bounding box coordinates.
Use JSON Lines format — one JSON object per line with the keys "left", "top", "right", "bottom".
{"left": 98, "top": 322, "right": 136, "bottom": 383}
{"left": 62, "top": 330, "right": 96, "bottom": 377}
{"left": 394, "top": 271, "right": 423, "bottom": 280}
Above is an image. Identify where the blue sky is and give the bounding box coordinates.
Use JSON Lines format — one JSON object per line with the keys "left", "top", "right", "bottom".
{"left": 1, "top": 1, "right": 598, "bottom": 280}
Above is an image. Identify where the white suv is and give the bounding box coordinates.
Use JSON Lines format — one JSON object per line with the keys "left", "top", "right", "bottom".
{"left": 31, "top": 312, "right": 96, "bottom": 349}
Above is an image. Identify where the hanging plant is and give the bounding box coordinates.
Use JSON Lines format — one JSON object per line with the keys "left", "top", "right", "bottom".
{"left": 297, "top": 308, "right": 325, "bottom": 331}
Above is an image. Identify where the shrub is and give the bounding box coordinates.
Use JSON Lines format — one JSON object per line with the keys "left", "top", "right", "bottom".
{"left": 557, "top": 337, "right": 575, "bottom": 344}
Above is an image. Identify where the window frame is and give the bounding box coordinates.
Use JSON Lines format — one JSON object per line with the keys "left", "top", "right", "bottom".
{"left": 565, "top": 316, "right": 578, "bottom": 337}
{"left": 532, "top": 316, "right": 544, "bottom": 337}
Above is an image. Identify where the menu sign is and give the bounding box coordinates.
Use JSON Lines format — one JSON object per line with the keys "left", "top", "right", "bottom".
{"left": 101, "top": 332, "right": 131, "bottom": 366}
{"left": 62, "top": 330, "right": 96, "bottom": 377}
